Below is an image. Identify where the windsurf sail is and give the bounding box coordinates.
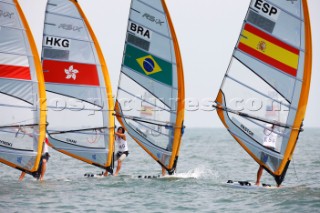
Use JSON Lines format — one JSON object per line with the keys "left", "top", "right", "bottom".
{"left": 0, "top": 0, "right": 47, "bottom": 174}
{"left": 41, "top": 0, "right": 114, "bottom": 171}
{"left": 115, "top": 0, "right": 185, "bottom": 174}
{"left": 214, "top": 0, "right": 312, "bottom": 186}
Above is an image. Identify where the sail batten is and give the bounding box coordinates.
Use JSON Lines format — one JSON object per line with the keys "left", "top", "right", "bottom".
{"left": 43, "top": 33, "right": 93, "bottom": 44}
{"left": 215, "top": 0, "right": 311, "bottom": 185}
{"left": 116, "top": 0, "right": 184, "bottom": 173}
{"left": 42, "top": 0, "right": 114, "bottom": 170}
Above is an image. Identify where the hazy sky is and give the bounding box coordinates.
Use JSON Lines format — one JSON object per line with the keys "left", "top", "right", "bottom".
{"left": 19, "top": 0, "right": 320, "bottom": 128}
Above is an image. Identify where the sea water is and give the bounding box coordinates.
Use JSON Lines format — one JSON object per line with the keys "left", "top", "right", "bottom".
{"left": 1, "top": 128, "right": 319, "bottom": 212}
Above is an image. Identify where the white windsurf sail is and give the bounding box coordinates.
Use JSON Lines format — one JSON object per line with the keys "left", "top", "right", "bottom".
{"left": 0, "top": 0, "right": 47, "bottom": 174}
{"left": 115, "top": 0, "right": 185, "bottom": 174}
{"left": 214, "top": 0, "right": 312, "bottom": 186}
{"left": 41, "top": 0, "right": 114, "bottom": 171}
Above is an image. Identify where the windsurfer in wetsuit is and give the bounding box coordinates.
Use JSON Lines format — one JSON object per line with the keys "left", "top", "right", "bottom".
{"left": 104, "top": 127, "right": 128, "bottom": 176}
{"left": 19, "top": 135, "right": 50, "bottom": 181}
{"left": 255, "top": 124, "right": 277, "bottom": 186}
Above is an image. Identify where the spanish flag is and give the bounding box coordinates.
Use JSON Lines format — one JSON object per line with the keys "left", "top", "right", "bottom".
{"left": 238, "top": 24, "right": 299, "bottom": 77}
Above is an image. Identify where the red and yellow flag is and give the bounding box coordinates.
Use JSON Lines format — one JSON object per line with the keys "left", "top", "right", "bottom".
{"left": 238, "top": 24, "right": 299, "bottom": 77}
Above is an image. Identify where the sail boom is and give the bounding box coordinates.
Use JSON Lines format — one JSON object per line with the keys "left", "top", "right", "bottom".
{"left": 115, "top": 113, "right": 175, "bottom": 128}
{"left": 213, "top": 103, "right": 300, "bottom": 130}
{"left": 49, "top": 126, "right": 111, "bottom": 135}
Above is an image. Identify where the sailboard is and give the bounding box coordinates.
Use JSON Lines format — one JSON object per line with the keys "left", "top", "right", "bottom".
{"left": 115, "top": 0, "right": 185, "bottom": 174}
{"left": 84, "top": 172, "right": 196, "bottom": 180}
{"left": 0, "top": 0, "right": 47, "bottom": 174}
{"left": 226, "top": 180, "right": 277, "bottom": 189}
{"left": 214, "top": 0, "right": 312, "bottom": 186}
{"left": 41, "top": 0, "right": 114, "bottom": 172}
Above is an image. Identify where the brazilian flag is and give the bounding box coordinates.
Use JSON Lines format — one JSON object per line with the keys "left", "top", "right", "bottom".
{"left": 123, "top": 44, "right": 173, "bottom": 86}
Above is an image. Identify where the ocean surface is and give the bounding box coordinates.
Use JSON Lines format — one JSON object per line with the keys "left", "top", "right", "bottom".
{"left": 1, "top": 128, "right": 319, "bottom": 213}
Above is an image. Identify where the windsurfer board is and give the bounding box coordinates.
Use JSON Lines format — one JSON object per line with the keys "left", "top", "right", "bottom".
{"left": 84, "top": 172, "right": 106, "bottom": 178}
{"left": 84, "top": 172, "right": 196, "bottom": 179}
{"left": 226, "top": 180, "right": 278, "bottom": 189}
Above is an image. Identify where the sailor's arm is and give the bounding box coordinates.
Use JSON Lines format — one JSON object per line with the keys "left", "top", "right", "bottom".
{"left": 115, "top": 132, "right": 126, "bottom": 140}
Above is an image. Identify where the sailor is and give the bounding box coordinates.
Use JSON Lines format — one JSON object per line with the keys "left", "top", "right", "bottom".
{"left": 19, "top": 134, "right": 50, "bottom": 181}
{"left": 105, "top": 127, "right": 129, "bottom": 176}
{"left": 255, "top": 124, "right": 277, "bottom": 186}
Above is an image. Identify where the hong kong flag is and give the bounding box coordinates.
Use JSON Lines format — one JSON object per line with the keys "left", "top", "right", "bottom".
{"left": 43, "top": 60, "right": 100, "bottom": 86}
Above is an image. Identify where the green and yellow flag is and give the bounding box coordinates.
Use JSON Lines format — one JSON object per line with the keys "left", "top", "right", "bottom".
{"left": 124, "top": 45, "right": 173, "bottom": 86}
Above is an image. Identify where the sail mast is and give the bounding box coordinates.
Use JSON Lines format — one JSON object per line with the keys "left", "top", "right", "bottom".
{"left": 161, "top": 0, "right": 185, "bottom": 170}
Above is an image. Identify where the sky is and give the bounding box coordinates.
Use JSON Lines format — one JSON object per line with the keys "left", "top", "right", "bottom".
{"left": 18, "top": 0, "right": 320, "bottom": 128}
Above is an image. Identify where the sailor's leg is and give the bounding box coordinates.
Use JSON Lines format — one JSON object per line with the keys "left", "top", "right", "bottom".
{"left": 161, "top": 167, "right": 166, "bottom": 176}
{"left": 114, "top": 160, "right": 122, "bottom": 176}
{"left": 40, "top": 159, "right": 47, "bottom": 181}
{"left": 256, "top": 166, "right": 263, "bottom": 186}
{"left": 19, "top": 172, "right": 26, "bottom": 181}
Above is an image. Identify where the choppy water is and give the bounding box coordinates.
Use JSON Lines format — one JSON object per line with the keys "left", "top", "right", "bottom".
{"left": 1, "top": 128, "right": 320, "bottom": 212}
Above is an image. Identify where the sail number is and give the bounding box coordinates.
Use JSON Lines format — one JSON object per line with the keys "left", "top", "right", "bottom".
{"left": 44, "top": 36, "right": 70, "bottom": 49}
{"left": 252, "top": 0, "right": 280, "bottom": 20}
{"left": 129, "top": 22, "right": 152, "bottom": 40}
